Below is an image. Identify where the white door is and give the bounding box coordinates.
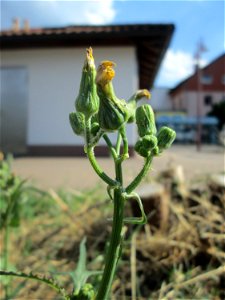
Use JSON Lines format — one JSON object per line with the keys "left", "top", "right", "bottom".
{"left": 0, "top": 67, "right": 28, "bottom": 154}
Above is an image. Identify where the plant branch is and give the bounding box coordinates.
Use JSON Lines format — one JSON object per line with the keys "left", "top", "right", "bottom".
{"left": 85, "top": 118, "right": 117, "bottom": 187}
{"left": 86, "top": 146, "right": 117, "bottom": 187}
{"left": 125, "top": 154, "right": 153, "bottom": 194}
{"left": 103, "top": 134, "right": 117, "bottom": 160}
{"left": 115, "top": 131, "right": 122, "bottom": 156}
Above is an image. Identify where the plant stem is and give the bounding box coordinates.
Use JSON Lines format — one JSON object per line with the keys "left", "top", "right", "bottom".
{"left": 115, "top": 132, "right": 122, "bottom": 155}
{"left": 85, "top": 118, "right": 117, "bottom": 187}
{"left": 3, "top": 224, "right": 10, "bottom": 299}
{"left": 120, "top": 126, "right": 128, "bottom": 158}
{"left": 125, "top": 154, "right": 153, "bottom": 194}
{"left": 96, "top": 188, "right": 124, "bottom": 300}
{"left": 96, "top": 152, "right": 124, "bottom": 300}
{"left": 0, "top": 271, "right": 70, "bottom": 300}
{"left": 3, "top": 225, "right": 9, "bottom": 271}
{"left": 3, "top": 193, "right": 16, "bottom": 300}
{"left": 86, "top": 146, "right": 116, "bottom": 187}
{"left": 115, "top": 156, "right": 123, "bottom": 186}
{"left": 103, "top": 134, "right": 117, "bottom": 160}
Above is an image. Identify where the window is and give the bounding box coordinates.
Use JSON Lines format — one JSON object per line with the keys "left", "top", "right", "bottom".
{"left": 201, "top": 74, "right": 213, "bottom": 85}
{"left": 204, "top": 95, "right": 213, "bottom": 105}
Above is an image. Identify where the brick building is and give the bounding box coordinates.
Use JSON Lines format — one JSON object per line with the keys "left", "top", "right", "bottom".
{"left": 169, "top": 53, "right": 225, "bottom": 116}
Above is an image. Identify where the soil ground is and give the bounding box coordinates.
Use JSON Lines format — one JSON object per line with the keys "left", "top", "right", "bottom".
{"left": 12, "top": 145, "right": 224, "bottom": 190}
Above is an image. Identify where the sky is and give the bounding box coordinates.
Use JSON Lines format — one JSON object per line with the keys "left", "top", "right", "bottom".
{"left": 1, "top": 0, "right": 224, "bottom": 88}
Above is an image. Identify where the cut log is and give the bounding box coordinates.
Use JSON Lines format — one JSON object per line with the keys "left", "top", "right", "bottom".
{"left": 131, "top": 182, "right": 169, "bottom": 231}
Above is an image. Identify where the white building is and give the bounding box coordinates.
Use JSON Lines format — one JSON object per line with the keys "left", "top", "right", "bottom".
{"left": 0, "top": 24, "right": 174, "bottom": 156}
{"left": 149, "top": 87, "right": 172, "bottom": 113}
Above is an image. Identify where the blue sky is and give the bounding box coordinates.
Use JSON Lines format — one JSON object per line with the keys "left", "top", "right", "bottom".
{"left": 1, "top": 0, "right": 224, "bottom": 87}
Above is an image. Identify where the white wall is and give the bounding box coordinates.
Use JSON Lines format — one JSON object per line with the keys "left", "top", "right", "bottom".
{"left": 172, "top": 90, "right": 224, "bottom": 116}
{"left": 149, "top": 87, "right": 172, "bottom": 111}
{"left": 1, "top": 47, "right": 138, "bottom": 146}
{"left": 185, "top": 91, "right": 224, "bottom": 116}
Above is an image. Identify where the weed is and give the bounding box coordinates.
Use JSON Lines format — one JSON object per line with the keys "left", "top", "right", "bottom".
{"left": 0, "top": 48, "right": 175, "bottom": 300}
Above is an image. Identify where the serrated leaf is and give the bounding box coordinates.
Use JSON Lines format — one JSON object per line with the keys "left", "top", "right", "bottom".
{"left": 51, "top": 237, "right": 102, "bottom": 296}
{"left": 0, "top": 270, "right": 70, "bottom": 300}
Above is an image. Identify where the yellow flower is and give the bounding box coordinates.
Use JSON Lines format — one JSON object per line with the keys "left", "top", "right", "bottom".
{"left": 85, "top": 47, "right": 95, "bottom": 68}
{"left": 96, "top": 61, "right": 116, "bottom": 87}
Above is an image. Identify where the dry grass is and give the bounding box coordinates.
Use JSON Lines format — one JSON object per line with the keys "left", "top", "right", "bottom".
{"left": 2, "top": 168, "right": 225, "bottom": 299}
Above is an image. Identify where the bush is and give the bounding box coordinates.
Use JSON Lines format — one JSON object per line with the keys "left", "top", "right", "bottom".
{"left": 207, "top": 100, "right": 225, "bottom": 130}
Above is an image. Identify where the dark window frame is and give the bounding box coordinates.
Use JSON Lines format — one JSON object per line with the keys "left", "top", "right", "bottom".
{"left": 204, "top": 95, "right": 213, "bottom": 106}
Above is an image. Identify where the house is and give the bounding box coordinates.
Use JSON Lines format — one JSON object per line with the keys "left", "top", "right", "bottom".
{"left": 0, "top": 23, "right": 174, "bottom": 156}
{"left": 169, "top": 53, "right": 225, "bottom": 116}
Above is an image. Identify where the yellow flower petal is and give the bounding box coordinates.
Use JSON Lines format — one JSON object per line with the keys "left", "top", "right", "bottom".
{"left": 96, "top": 60, "right": 116, "bottom": 86}
{"left": 141, "top": 89, "right": 151, "bottom": 99}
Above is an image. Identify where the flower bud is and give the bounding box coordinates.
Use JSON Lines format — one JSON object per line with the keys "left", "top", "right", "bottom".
{"left": 157, "top": 126, "right": 176, "bottom": 152}
{"left": 127, "top": 89, "right": 151, "bottom": 123}
{"left": 69, "top": 111, "right": 85, "bottom": 136}
{"left": 96, "top": 61, "right": 130, "bottom": 131}
{"left": 79, "top": 283, "right": 95, "bottom": 300}
{"left": 135, "top": 104, "right": 156, "bottom": 137}
{"left": 134, "top": 135, "right": 158, "bottom": 158}
{"left": 142, "top": 135, "right": 158, "bottom": 150}
{"left": 134, "top": 139, "right": 149, "bottom": 157}
{"left": 75, "top": 47, "right": 99, "bottom": 119}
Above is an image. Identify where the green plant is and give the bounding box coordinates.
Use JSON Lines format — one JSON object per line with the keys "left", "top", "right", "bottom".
{"left": 69, "top": 48, "right": 176, "bottom": 300}
{"left": 0, "top": 153, "right": 27, "bottom": 299}
{"left": 0, "top": 48, "right": 175, "bottom": 300}
{"left": 0, "top": 156, "right": 101, "bottom": 300}
{"left": 0, "top": 237, "right": 100, "bottom": 300}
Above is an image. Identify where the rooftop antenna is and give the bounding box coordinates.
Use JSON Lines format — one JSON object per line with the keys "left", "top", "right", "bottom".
{"left": 12, "top": 18, "right": 20, "bottom": 32}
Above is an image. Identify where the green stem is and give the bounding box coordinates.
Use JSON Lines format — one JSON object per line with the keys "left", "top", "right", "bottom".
{"left": 2, "top": 192, "right": 18, "bottom": 300}
{"left": 85, "top": 118, "right": 117, "bottom": 187}
{"left": 115, "top": 132, "right": 122, "bottom": 156}
{"left": 120, "top": 126, "right": 128, "bottom": 158}
{"left": 3, "top": 225, "right": 9, "bottom": 271}
{"left": 86, "top": 147, "right": 117, "bottom": 187}
{"left": 103, "top": 134, "right": 117, "bottom": 160}
{"left": 85, "top": 117, "right": 92, "bottom": 146}
{"left": 96, "top": 148, "right": 124, "bottom": 300}
{"left": 96, "top": 188, "right": 124, "bottom": 300}
{"left": 115, "top": 156, "right": 123, "bottom": 187}
{"left": 3, "top": 224, "right": 10, "bottom": 299}
{"left": 125, "top": 154, "right": 153, "bottom": 194}
{"left": 0, "top": 271, "right": 70, "bottom": 300}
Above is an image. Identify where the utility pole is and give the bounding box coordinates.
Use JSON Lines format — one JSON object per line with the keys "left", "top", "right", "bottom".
{"left": 196, "top": 57, "right": 202, "bottom": 151}
{"left": 194, "top": 40, "right": 207, "bottom": 151}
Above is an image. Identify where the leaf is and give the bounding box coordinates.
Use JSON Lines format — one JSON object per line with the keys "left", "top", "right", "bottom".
{"left": 0, "top": 270, "right": 70, "bottom": 300}
{"left": 51, "top": 238, "right": 102, "bottom": 296}
{"left": 9, "top": 201, "right": 20, "bottom": 227}
{"left": 124, "top": 192, "right": 147, "bottom": 225}
{"left": 69, "top": 237, "right": 102, "bottom": 295}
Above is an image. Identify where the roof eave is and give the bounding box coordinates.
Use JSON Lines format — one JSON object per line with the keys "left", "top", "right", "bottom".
{"left": 0, "top": 24, "right": 175, "bottom": 90}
